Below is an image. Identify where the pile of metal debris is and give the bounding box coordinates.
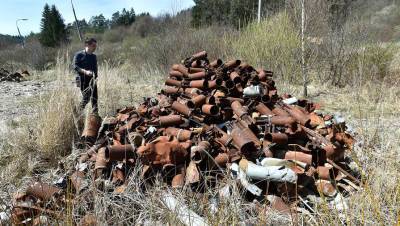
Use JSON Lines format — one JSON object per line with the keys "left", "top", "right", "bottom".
{"left": 0, "top": 68, "right": 29, "bottom": 82}
{"left": 7, "top": 51, "right": 362, "bottom": 225}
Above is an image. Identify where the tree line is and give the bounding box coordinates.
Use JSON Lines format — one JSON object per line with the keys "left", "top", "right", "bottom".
{"left": 39, "top": 1, "right": 353, "bottom": 47}
{"left": 39, "top": 4, "right": 137, "bottom": 47}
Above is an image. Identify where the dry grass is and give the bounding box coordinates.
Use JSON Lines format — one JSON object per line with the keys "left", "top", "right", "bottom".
{"left": 1, "top": 59, "right": 399, "bottom": 225}
{"left": 1, "top": 13, "right": 400, "bottom": 224}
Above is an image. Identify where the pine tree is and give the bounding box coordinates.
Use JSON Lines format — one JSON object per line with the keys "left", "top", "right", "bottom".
{"left": 50, "top": 5, "right": 67, "bottom": 45}
{"left": 39, "top": 4, "right": 53, "bottom": 46}
{"left": 39, "top": 4, "right": 67, "bottom": 47}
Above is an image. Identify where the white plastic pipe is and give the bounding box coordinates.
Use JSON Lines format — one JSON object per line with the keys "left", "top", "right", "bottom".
{"left": 282, "top": 97, "right": 298, "bottom": 105}
{"left": 161, "top": 193, "right": 209, "bottom": 226}
{"left": 230, "top": 163, "right": 262, "bottom": 196}
{"left": 239, "top": 159, "right": 297, "bottom": 183}
{"left": 243, "top": 85, "right": 262, "bottom": 97}
{"left": 260, "top": 157, "right": 307, "bottom": 169}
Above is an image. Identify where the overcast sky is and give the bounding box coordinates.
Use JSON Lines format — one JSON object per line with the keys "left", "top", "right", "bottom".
{"left": 0, "top": 0, "right": 195, "bottom": 36}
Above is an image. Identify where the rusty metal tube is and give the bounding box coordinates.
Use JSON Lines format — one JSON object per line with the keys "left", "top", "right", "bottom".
{"left": 105, "top": 144, "right": 135, "bottom": 161}
{"left": 210, "top": 59, "right": 222, "bottom": 68}
{"left": 255, "top": 103, "right": 273, "bottom": 116}
{"left": 171, "top": 101, "right": 192, "bottom": 117}
{"left": 283, "top": 105, "right": 311, "bottom": 127}
{"left": 201, "top": 104, "right": 219, "bottom": 116}
{"left": 159, "top": 115, "right": 184, "bottom": 127}
{"left": 26, "top": 182, "right": 62, "bottom": 201}
{"left": 187, "top": 71, "right": 207, "bottom": 80}
{"left": 82, "top": 114, "right": 101, "bottom": 140}
{"left": 190, "top": 141, "right": 211, "bottom": 163}
{"left": 171, "top": 64, "right": 189, "bottom": 76}
{"left": 265, "top": 133, "right": 288, "bottom": 145}
{"left": 162, "top": 86, "right": 181, "bottom": 94}
{"left": 165, "top": 127, "right": 192, "bottom": 142}
{"left": 229, "top": 71, "right": 242, "bottom": 84}
{"left": 165, "top": 78, "right": 182, "bottom": 87}
{"left": 187, "top": 95, "right": 206, "bottom": 108}
{"left": 189, "top": 79, "right": 207, "bottom": 89}
{"left": 169, "top": 70, "right": 184, "bottom": 78}
{"left": 284, "top": 151, "right": 312, "bottom": 165}
{"left": 224, "top": 59, "right": 241, "bottom": 70}
{"left": 208, "top": 78, "right": 223, "bottom": 89}
{"left": 95, "top": 147, "right": 107, "bottom": 170}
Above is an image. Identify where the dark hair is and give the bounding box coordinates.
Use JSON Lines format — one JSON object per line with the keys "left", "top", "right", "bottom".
{"left": 85, "top": 38, "right": 97, "bottom": 45}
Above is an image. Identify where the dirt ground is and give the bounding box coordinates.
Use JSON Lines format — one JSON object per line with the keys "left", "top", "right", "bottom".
{"left": 0, "top": 80, "right": 47, "bottom": 136}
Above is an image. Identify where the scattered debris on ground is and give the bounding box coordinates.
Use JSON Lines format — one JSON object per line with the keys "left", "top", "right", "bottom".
{"left": 5, "top": 51, "right": 362, "bottom": 225}
{"left": 0, "top": 68, "right": 29, "bottom": 82}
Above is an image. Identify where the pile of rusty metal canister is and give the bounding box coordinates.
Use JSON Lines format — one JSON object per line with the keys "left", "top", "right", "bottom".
{"left": 9, "top": 51, "right": 362, "bottom": 224}
{"left": 0, "top": 68, "right": 29, "bottom": 82}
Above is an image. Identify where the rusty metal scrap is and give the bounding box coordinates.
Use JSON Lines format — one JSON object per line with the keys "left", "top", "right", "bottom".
{"left": 10, "top": 51, "right": 362, "bottom": 224}
{"left": 0, "top": 68, "right": 29, "bottom": 82}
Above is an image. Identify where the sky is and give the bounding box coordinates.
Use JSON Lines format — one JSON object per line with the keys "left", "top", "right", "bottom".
{"left": 0, "top": 0, "right": 195, "bottom": 36}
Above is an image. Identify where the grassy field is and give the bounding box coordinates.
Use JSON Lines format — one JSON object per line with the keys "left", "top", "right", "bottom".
{"left": 0, "top": 57, "right": 399, "bottom": 225}
{"left": 1, "top": 11, "right": 400, "bottom": 225}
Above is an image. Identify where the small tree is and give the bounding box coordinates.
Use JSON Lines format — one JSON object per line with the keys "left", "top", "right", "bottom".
{"left": 110, "top": 8, "right": 136, "bottom": 28}
{"left": 89, "top": 14, "right": 108, "bottom": 33}
{"left": 39, "top": 4, "right": 67, "bottom": 47}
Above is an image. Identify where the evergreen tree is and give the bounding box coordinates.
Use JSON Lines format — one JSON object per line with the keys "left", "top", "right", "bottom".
{"left": 39, "top": 4, "right": 53, "bottom": 46}
{"left": 39, "top": 4, "right": 67, "bottom": 47}
{"left": 110, "top": 8, "right": 136, "bottom": 27}
{"left": 191, "top": 0, "right": 284, "bottom": 28}
{"left": 89, "top": 14, "right": 108, "bottom": 32}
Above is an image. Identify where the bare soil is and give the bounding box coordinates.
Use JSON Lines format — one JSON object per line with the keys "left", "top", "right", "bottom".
{"left": 0, "top": 80, "right": 47, "bottom": 136}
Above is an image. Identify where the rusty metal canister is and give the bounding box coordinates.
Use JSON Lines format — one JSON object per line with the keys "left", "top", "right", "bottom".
{"left": 188, "top": 71, "right": 206, "bottom": 80}
{"left": 224, "top": 59, "right": 241, "bottom": 69}
{"left": 171, "top": 167, "right": 186, "bottom": 188}
{"left": 231, "top": 127, "right": 256, "bottom": 153}
{"left": 105, "top": 144, "right": 135, "bottom": 161}
{"left": 169, "top": 70, "right": 184, "bottom": 78}
{"left": 231, "top": 100, "right": 247, "bottom": 118}
{"left": 201, "top": 104, "right": 220, "bottom": 116}
{"left": 272, "top": 106, "right": 290, "bottom": 117}
{"left": 283, "top": 105, "right": 311, "bottom": 127}
{"left": 265, "top": 133, "right": 289, "bottom": 145}
{"left": 188, "top": 67, "right": 205, "bottom": 73}
{"left": 26, "top": 182, "right": 61, "bottom": 201}
{"left": 190, "top": 141, "right": 211, "bottom": 163}
{"left": 82, "top": 114, "right": 101, "bottom": 139}
{"left": 162, "top": 86, "right": 181, "bottom": 94}
{"left": 255, "top": 103, "right": 274, "bottom": 116}
{"left": 229, "top": 71, "right": 242, "bottom": 84}
{"left": 95, "top": 147, "right": 107, "bottom": 170}
{"left": 70, "top": 171, "right": 86, "bottom": 192}
{"left": 172, "top": 101, "right": 192, "bottom": 117}
{"left": 284, "top": 151, "right": 313, "bottom": 165}
{"left": 208, "top": 78, "right": 223, "bottom": 89}
{"left": 165, "top": 78, "right": 182, "bottom": 87}
{"left": 189, "top": 79, "right": 207, "bottom": 89}
{"left": 172, "top": 64, "right": 189, "bottom": 76}
{"left": 159, "top": 115, "right": 184, "bottom": 127}
{"left": 315, "top": 180, "right": 337, "bottom": 197}
{"left": 209, "top": 59, "right": 222, "bottom": 68}
{"left": 165, "top": 127, "right": 192, "bottom": 142}
{"left": 187, "top": 95, "right": 206, "bottom": 108}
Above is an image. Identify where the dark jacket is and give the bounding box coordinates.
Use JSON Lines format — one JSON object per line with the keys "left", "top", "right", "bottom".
{"left": 73, "top": 49, "right": 98, "bottom": 78}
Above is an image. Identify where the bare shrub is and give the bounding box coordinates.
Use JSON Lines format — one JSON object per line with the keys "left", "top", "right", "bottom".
{"left": 229, "top": 12, "right": 301, "bottom": 82}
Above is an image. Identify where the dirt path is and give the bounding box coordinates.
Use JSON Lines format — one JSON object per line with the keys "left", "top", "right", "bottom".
{"left": 0, "top": 80, "right": 48, "bottom": 136}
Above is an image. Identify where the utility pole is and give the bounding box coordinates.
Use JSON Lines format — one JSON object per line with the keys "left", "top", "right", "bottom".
{"left": 70, "top": 0, "right": 83, "bottom": 41}
{"left": 257, "top": 0, "right": 262, "bottom": 23}
{"left": 16, "top": 19, "right": 28, "bottom": 48}
{"left": 301, "top": 0, "right": 307, "bottom": 97}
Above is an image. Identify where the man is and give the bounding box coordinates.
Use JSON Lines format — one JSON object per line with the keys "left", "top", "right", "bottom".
{"left": 73, "top": 38, "right": 99, "bottom": 114}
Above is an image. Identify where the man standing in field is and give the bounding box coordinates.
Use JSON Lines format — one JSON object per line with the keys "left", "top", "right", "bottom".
{"left": 73, "top": 38, "right": 99, "bottom": 114}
